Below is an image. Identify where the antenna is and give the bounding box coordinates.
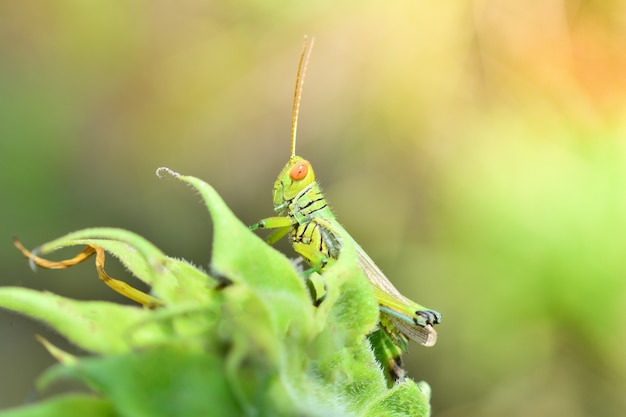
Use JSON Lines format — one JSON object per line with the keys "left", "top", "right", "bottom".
{"left": 290, "top": 35, "right": 315, "bottom": 158}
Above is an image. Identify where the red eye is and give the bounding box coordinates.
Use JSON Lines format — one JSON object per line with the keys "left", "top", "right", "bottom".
{"left": 290, "top": 161, "right": 309, "bottom": 180}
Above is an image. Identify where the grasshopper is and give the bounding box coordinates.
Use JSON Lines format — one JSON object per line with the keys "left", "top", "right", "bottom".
{"left": 250, "top": 37, "right": 441, "bottom": 384}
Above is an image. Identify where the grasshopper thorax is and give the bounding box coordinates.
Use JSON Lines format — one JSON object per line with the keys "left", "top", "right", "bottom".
{"left": 272, "top": 155, "right": 316, "bottom": 212}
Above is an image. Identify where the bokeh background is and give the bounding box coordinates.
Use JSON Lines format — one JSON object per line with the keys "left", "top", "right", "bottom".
{"left": 1, "top": 1, "right": 625, "bottom": 416}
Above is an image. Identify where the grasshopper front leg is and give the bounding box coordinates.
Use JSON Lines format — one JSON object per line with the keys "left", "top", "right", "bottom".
{"left": 250, "top": 216, "right": 330, "bottom": 274}
{"left": 249, "top": 216, "right": 293, "bottom": 245}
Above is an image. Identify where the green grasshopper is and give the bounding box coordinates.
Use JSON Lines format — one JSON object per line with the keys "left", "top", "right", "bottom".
{"left": 250, "top": 38, "right": 441, "bottom": 384}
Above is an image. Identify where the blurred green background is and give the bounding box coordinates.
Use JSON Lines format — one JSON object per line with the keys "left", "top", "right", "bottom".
{"left": 1, "top": 1, "right": 625, "bottom": 415}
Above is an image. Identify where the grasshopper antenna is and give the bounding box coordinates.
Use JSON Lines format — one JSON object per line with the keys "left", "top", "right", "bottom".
{"left": 290, "top": 35, "right": 315, "bottom": 158}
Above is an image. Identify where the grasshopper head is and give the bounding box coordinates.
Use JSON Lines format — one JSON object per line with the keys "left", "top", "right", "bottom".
{"left": 272, "top": 156, "right": 316, "bottom": 212}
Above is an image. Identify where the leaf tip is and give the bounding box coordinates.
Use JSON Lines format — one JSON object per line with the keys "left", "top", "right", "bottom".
{"left": 13, "top": 237, "right": 40, "bottom": 272}
{"left": 35, "top": 335, "right": 78, "bottom": 366}
{"left": 156, "top": 166, "right": 180, "bottom": 179}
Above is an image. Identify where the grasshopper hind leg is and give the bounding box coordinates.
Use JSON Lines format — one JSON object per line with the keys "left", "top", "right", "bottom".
{"left": 367, "top": 328, "right": 407, "bottom": 387}
{"left": 305, "top": 273, "right": 327, "bottom": 307}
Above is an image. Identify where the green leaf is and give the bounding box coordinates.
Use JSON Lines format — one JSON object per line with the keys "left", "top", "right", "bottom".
{"left": 0, "top": 395, "right": 117, "bottom": 417}
{"left": 159, "top": 168, "right": 314, "bottom": 337}
{"left": 39, "top": 347, "right": 242, "bottom": 417}
{"left": 363, "top": 381, "right": 431, "bottom": 417}
{"left": 0, "top": 288, "right": 154, "bottom": 354}
{"left": 2, "top": 169, "right": 432, "bottom": 416}
{"left": 36, "top": 229, "right": 216, "bottom": 305}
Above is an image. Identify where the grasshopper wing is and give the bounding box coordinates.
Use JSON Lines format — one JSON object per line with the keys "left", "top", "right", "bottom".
{"left": 313, "top": 217, "right": 440, "bottom": 347}
{"left": 353, "top": 241, "right": 439, "bottom": 347}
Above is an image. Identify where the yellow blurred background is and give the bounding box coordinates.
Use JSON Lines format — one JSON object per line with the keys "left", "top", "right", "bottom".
{"left": 1, "top": 1, "right": 625, "bottom": 415}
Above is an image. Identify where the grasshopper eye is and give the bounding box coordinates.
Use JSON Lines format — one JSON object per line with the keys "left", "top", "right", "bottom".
{"left": 290, "top": 161, "right": 309, "bottom": 181}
